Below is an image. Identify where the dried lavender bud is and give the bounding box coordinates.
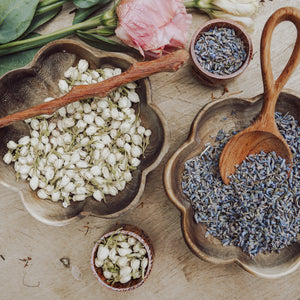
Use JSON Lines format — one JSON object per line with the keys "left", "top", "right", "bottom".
{"left": 182, "top": 112, "right": 300, "bottom": 257}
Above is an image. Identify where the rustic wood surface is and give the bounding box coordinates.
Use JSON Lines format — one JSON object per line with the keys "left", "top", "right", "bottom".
{"left": 1, "top": 1, "right": 300, "bottom": 299}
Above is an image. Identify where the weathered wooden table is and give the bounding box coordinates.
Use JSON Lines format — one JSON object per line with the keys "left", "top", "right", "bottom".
{"left": 1, "top": 1, "right": 300, "bottom": 299}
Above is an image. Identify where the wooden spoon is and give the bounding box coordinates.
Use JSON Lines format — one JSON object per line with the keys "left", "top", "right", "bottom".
{"left": 0, "top": 49, "right": 189, "bottom": 128}
{"left": 219, "top": 7, "right": 300, "bottom": 185}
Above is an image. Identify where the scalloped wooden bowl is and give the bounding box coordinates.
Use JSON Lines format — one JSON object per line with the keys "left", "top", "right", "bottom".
{"left": 91, "top": 224, "right": 154, "bottom": 291}
{"left": 0, "top": 39, "right": 169, "bottom": 226}
{"left": 164, "top": 90, "right": 300, "bottom": 279}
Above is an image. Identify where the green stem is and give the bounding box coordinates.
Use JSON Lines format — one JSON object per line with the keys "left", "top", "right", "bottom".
{"left": 38, "top": 0, "right": 63, "bottom": 8}
{"left": 184, "top": 1, "right": 196, "bottom": 8}
{"left": 0, "top": 8, "right": 116, "bottom": 56}
{"left": 35, "top": 0, "right": 70, "bottom": 15}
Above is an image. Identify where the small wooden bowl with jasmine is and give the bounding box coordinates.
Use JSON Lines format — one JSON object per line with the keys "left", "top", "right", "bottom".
{"left": 91, "top": 224, "right": 154, "bottom": 291}
{"left": 189, "top": 19, "right": 253, "bottom": 86}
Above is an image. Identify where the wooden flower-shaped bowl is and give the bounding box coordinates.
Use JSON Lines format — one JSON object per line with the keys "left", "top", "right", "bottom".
{"left": 0, "top": 39, "right": 169, "bottom": 226}
{"left": 164, "top": 90, "right": 300, "bottom": 279}
{"left": 91, "top": 224, "right": 154, "bottom": 291}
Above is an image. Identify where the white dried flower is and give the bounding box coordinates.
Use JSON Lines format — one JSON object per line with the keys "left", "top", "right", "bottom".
{"left": 124, "top": 171, "right": 132, "bottom": 182}
{"left": 90, "top": 70, "right": 100, "bottom": 79}
{"left": 83, "top": 103, "right": 92, "bottom": 114}
{"left": 7, "top": 140, "right": 18, "bottom": 149}
{"left": 120, "top": 121, "right": 131, "bottom": 133}
{"left": 86, "top": 125, "right": 97, "bottom": 136}
{"left": 37, "top": 189, "right": 48, "bottom": 199}
{"left": 19, "top": 136, "right": 30, "bottom": 146}
{"left": 131, "top": 158, "right": 141, "bottom": 167}
{"left": 58, "top": 79, "right": 69, "bottom": 93}
{"left": 3, "top": 152, "right": 13, "bottom": 164}
{"left": 29, "top": 175, "right": 39, "bottom": 190}
{"left": 144, "top": 129, "right": 152, "bottom": 137}
{"left": 94, "top": 257, "right": 104, "bottom": 268}
{"left": 64, "top": 182, "right": 76, "bottom": 193}
{"left": 131, "top": 145, "right": 142, "bottom": 158}
{"left": 127, "top": 91, "right": 140, "bottom": 103}
{"left": 63, "top": 118, "right": 75, "bottom": 128}
{"left": 97, "top": 245, "right": 109, "bottom": 260}
{"left": 67, "top": 103, "right": 75, "bottom": 114}
{"left": 78, "top": 59, "right": 89, "bottom": 73}
{"left": 51, "top": 191, "right": 61, "bottom": 202}
{"left": 95, "top": 116, "right": 105, "bottom": 127}
{"left": 103, "top": 68, "right": 114, "bottom": 79}
{"left": 101, "top": 108, "right": 111, "bottom": 120}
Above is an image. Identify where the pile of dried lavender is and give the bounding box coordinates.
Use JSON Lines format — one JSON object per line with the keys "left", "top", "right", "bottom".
{"left": 194, "top": 27, "right": 247, "bottom": 76}
{"left": 182, "top": 112, "right": 300, "bottom": 257}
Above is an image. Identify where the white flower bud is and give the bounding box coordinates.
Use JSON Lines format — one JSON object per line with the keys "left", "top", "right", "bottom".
{"left": 110, "top": 107, "right": 119, "bottom": 119}
{"left": 97, "top": 99, "right": 108, "bottom": 110}
{"left": 93, "top": 190, "right": 103, "bottom": 201}
{"left": 97, "top": 245, "right": 109, "bottom": 260}
{"left": 113, "top": 68, "right": 122, "bottom": 76}
{"left": 77, "top": 119, "right": 87, "bottom": 129}
{"left": 103, "top": 271, "right": 112, "bottom": 279}
{"left": 66, "top": 103, "right": 75, "bottom": 114}
{"left": 90, "top": 70, "right": 100, "bottom": 79}
{"left": 3, "top": 152, "right": 13, "bottom": 164}
{"left": 131, "top": 158, "right": 141, "bottom": 167}
{"left": 120, "top": 121, "right": 131, "bottom": 133}
{"left": 19, "top": 164, "right": 31, "bottom": 175}
{"left": 91, "top": 165, "right": 101, "bottom": 176}
{"left": 124, "top": 171, "right": 132, "bottom": 182}
{"left": 37, "top": 189, "right": 48, "bottom": 199}
{"left": 83, "top": 103, "right": 92, "bottom": 114}
{"left": 19, "top": 136, "right": 30, "bottom": 146}
{"left": 103, "top": 68, "right": 114, "bottom": 79}
{"left": 128, "top": 237, "right": 136, "bottom": 246}
{"left": 63, "top": 118, "right": 75, "bottom": 128}
{"left": 120, "top": 266, "right": 132, "bottom": 277}
{"left": 128, "top": 91, "right": 140, "bottom": 103}
{"left": 131, "top": 259, "right": 140, "bottom": 271}
{"left": 94, "top": 257, "right": 103, "bottom": 268}
{"left": 124, "top": 143, "right": 131, "bottom": 153}
{"left": 29, "top": 175, "right": 39, "bottom": 190}
{"left": 83, "top": 113, "right": 94, "bottom": 124}
{"left": 60, "top": 175, "right": 70, "bottom": 187}
{"left": 132, "top": 134, "right": 142, "bottom": 145}
{"left": 101, "top": 108, "right": 111, "bottom": 120}
{"left": 78, "top": 59, "right": 89, "bottom": 73}
{"left": 45, "top": 167, "right": 55, "bottom": 181}
{"left": 58, "top": 79, "right": 69, "bottom": 93}
{"left": 117, "top": 247, "right": 132, "bottom": 257}
{"left": 131, "top": 145, "right": 142, "bottom": 158}
{"left": 144, "top": 129, "right": 152, "bottom": 137}
{"left": 7, "top": 140, "right": 17, "bottom": 149}
{"left": 58, "top": 107, "right": 66, "bottom": 118}
{"left": 30, "top": 119, "right": 40, "bottom": 130}
{"left": 64, "top": 182, "right": 76, "bottom": 193}
{"left": 95, "top": 116, "right": 105, "bottom": 127}
{"left": 107, "top": 153, "right": 116, "bottom": 166}
{"left": 51, "top": 191, "right": 61, "bottom": 202}
{"left": 117, "top": 256, "right": 128, "bottom": 268}
{"left": 86, "top": 125, "right": 97, "bottom": 136}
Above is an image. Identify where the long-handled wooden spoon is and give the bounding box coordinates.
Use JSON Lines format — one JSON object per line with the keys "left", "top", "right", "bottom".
{"left": 0, "top": 49, "right": 189, "bottom": 129}
{"left": 219, "top": 7, "right": 300, "bottom": 185}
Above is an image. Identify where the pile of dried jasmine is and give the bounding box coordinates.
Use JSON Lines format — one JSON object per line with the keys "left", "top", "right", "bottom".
{"left": 182, "top": 112, "right": 300, "bottom": 257}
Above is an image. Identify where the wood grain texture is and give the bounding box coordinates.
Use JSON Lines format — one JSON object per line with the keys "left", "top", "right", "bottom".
{"left": 0, "top": 1, "right": 300, "bottom": 300}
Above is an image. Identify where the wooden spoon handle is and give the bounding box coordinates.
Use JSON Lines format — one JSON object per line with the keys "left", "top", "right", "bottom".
{"left": 0, "top": 49, "right": 189, "bottom": 128}
{"left": 260, "top": 7, "right": 300, "bottom": 121}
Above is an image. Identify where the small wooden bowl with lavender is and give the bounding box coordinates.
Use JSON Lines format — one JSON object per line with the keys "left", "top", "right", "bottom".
{"left": 91, "top": 224, "right": 154, "bottom": 291}
{"left": 189, "top": 19, "right": 253, "bottom": 86}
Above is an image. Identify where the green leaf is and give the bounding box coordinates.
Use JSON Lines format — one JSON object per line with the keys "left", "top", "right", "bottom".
{"left": 73, "top": 0, "right": 105, "bottom": 9}
{"left": 0, "top": 0, "right": 40, "bottom": 44}
{"left": 21, "top": 7, "right": 62, "bottom": 39}
{"left": 76, "top": 30, "right": 137, "bottom": 53}
{"left": 73, "top": 0, "right": 112, "bottom": 24}
{"left": 0, "top": 35, "right": 40, "bottom": 77}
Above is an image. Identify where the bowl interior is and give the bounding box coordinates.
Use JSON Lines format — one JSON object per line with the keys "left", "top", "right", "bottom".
{"left": 0, "top": 40, "right": 168, "bottom": 225}
{"left": 165, "top": 91, "right": 300, "bottom": 278}
{"left": 189, "top": 19, "right": 253, "bottom": 82}
{"left": 91, "top": 224, "right": 154, "bottom": 291}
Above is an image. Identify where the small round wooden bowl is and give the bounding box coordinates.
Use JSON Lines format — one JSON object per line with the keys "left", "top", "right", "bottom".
{"left": 91, "top": 224, "right": 154, "bottom": 291}
{"left": 189, "top": 19, "right": 253, "bottom": 86}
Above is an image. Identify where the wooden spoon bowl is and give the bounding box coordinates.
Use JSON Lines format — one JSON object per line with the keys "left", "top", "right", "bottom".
{"left": 219, "top": 7, "right": 300, "bottom": 184}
